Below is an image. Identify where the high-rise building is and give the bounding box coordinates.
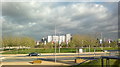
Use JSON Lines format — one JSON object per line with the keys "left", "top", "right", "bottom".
{"left": 41, "top": 34, "right": 72, "bottom": 44}
{"left": 65, "top": 34, "right": 72, "bottom": 42}
{"left": 47, "top": 36, "right": 52, "bottom": 42}
{"left": 59, "top": 35, "right": 65, "bottom": 44}
{"left": 52, "top": 36, "right": 59, "bottom": 43}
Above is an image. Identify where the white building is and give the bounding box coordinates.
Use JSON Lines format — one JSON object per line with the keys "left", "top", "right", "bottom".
{"left": 47, "top": 36, "right": 52, "bottom": 42}
{"left": 65, "top": 34, "right": 72, "bottom": 42}
{"left": 44, "top": 34, "right": 72, "bottom": 44}
{"left": 52, "top": 36, "right": 59, "bottom": 43}
{"left": 59, "top": 35, "right": 65, "bottom": 43}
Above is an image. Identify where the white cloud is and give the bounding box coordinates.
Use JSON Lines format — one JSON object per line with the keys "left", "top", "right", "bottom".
{"left": 18, "top": 25, "right": 24, "bottom": 28}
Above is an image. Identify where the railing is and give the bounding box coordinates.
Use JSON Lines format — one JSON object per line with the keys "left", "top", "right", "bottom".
{"left": 104, "top": 50, "right": 120, "bottom": 56}
{"left": 101, "top": 50, "right": 120, "bottom": 67}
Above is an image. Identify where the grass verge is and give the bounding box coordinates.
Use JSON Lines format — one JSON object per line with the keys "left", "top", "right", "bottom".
{"left": 1, "top": 47, "right": 119, "bottom": 54}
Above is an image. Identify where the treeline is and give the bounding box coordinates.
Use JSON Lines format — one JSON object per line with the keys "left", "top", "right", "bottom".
{"left": 37, "top": 34, "right": 118, "bottom": 48}
{"left": 69, "top": 34, "right": 117, "bottom": 47}
{"left": 1, "top": 34, "right": 118, "bottom": 50}
{"left": 2, "top": 36, "right": 35, "bottom": 49}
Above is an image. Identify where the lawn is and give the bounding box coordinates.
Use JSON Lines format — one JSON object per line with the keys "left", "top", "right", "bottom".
{"left": 1, "top": 47, "right": 119, "bottom": 54}
{"left": 82, "top": 47, "right": 118, "bottom": 52}
{"left": 1, "top": 48, "right": 76, "bottom": 54}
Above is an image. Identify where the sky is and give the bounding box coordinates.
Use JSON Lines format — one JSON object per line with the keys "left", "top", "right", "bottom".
{"left": 1, "top": 2, "right": 118, "bottom": 40}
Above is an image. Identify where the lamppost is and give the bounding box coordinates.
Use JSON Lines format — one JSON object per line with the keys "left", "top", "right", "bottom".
{"left": 100, "top": 32, "right": 104, "bottom": 50}
{"left": 54, "top": 24, "right": 56, "bottom": 63}
{"left": 58, "top": 32, "right": 61, "bottom": 53}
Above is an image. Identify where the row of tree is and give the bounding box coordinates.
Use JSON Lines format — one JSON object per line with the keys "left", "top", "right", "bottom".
{"left": 37, "top": 34, "right": 118, "bottom": 48}
{"left": 69, "top": 34, "right": 117, "bottom": 47}
{"left": 2, "top": 36, "right": 35, "bottom": 49}
{"left": 1, "top": 34, "right": 118, "bottom": 49}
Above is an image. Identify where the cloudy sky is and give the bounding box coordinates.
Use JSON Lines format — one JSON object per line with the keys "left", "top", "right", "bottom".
{"left": 1, "top": 2, "right": 118, "bottom": 40}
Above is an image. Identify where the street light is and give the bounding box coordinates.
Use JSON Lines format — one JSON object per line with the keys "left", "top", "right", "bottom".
{"left": 54, "top": 24, "right": 56, "bottom": 63}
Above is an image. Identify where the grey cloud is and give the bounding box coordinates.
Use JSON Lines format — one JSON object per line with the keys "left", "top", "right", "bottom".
{"left": 2, "top": 2, "right": 118, "bottom": 40}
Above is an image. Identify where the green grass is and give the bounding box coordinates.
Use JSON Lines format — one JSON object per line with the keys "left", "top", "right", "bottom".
{"left": 82, "top": 47, "right": 118, "bottom": 52}
{"left": 72, "top": 59, "right": 120, "bottom": 67}
{"left": 2, "top": 48, "right": 76, "bottom": 54}
{"left": 1, "top": 47, "right": 119, "bottom": 54}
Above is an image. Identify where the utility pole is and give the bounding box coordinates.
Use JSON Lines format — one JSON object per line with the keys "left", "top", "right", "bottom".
{"left": 54, "top": 24, "right": 56, "bottom": 63}
{"left": 58, "top": 32, "right": 60, "bottom": 53}
{"left": 101, "top": 32, "right": 102, "bottom": 40}
{"left": 101, "top": 32, "right": 103, "bottom": 50}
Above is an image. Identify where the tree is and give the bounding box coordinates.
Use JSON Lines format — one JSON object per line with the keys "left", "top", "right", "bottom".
{"left": 2, "top": 36, "right": 36, "bottom": 50}
{"left": 69, "top": 34, "right": 97, "bottom": 48}
{"left": 68, "top": 41, "right": 76, "bottom": 48}
{"left": 43, "top": 42, "right": 54, "bottom": 49}
{"left": 21, "top": 37, "right": 35, "bottom": 48}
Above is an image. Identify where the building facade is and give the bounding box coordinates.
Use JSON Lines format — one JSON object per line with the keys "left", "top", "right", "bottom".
{"left": 46, "top": 34, "right": 72, "bottom": 44}
{"left": 65, "top": 34, "right": 72, "bottom": 43}
{"left": 47, "top": 36, "right": 52, "bottom": 42}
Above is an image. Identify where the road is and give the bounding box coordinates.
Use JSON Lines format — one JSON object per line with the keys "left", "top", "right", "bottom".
{"left": 1, "top": 52, "right": 107, "bottom": 62}
{"left": 1, "top": 52, "right": 107, "bottom": 57}
{"left": 0, "top": 52, "right": 110, "bottom": 66}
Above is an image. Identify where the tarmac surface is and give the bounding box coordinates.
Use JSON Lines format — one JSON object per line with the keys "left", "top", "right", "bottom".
{"left": 0, "top": 52, "right": 108, "bottom": 67}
